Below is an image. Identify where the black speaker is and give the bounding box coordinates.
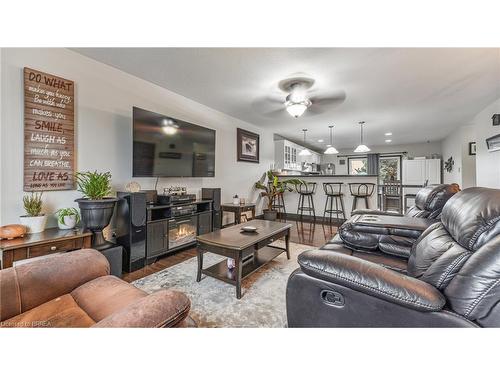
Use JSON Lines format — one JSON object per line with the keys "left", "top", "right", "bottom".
{"left": 202, "top": 188, "right": 221, "bottom": 229}
{"left": 202, "top": 188, "right": 221, "bottom": 210}
{"left": 116, "top": 192, "right": 147, "bottom": 272}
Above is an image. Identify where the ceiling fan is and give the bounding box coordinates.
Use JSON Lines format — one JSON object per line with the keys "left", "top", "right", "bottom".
{"left": 253, "top": 76, "right": 346, "bottom": 119}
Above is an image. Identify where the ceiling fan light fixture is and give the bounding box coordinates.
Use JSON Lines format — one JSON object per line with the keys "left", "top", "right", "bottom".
{"left": 285, "top": 101, "right": 309, "bottom": 118}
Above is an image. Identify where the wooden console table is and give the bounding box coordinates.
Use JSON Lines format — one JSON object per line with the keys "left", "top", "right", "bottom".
{"left": 0, "top": 227, "right": 92, "bottom": 269}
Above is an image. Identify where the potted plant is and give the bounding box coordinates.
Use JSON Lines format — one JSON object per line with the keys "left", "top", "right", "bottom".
{"left": 55, "top": 207, "right": 80, "bottom": 230}
{"left": 20, "top": 192, "right": 47, "bottom": 233}
{"left": 75, "top": 171, "right": 117, "bottom": 250}
{"left": 255, "top": 171, "right": 303, "bottom": 221}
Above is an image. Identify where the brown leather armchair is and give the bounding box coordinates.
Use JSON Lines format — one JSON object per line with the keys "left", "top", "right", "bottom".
{"left": 0, "top": 249, "right": 192, "bottom": 328}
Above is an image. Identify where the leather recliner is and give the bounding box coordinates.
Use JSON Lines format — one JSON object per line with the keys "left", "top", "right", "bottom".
{"left": 286, "top": 187, "right": 500, "bottom": 327}
{"left": 337, "top": 184, "right": 461, "bottom": 259}
{"left": 353, "top": 183, "right": 460, "bottom": 219}
{"left": 0, "top": 249, "right": 192, "bottom": 328}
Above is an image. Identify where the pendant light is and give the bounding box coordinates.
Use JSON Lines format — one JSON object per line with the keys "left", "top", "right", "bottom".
{"left": 324, "top": 125, "right": 339, "bottom": 154}
{"left": 298, "top": 129, "right": 312, "bottom": 156}
{"left": 354, "top": 121, "right": 370, "bottom": 153}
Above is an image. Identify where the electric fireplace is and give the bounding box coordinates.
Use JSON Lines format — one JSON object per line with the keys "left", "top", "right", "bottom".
{"left": 168, "top": 216, "right": 197, "bottom": 249}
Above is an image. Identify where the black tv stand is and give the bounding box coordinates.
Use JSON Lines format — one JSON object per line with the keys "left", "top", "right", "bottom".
{"left": 144, "top": 200, "right": 213, "bottom": 264}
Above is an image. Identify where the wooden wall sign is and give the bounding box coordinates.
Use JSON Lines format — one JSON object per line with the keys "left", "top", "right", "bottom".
{"left": 24, "top": 67, "right": 75, "bottom": 191}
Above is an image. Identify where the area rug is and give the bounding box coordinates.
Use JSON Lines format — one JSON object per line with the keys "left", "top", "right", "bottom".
{"left": 132, "top": 241, "right": 316, "bottom": 327}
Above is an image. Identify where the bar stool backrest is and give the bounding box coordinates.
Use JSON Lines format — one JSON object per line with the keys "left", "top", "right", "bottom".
{"left": 296, "top": 182, "right": 317, "bottom": 194}
{"left": 348, "top": 182, "right": 375, "bottom": 197}
{"left": 323, "top": 182, "right": 343, "bottom": 196}
{"left": 383, "top": 180, "right": 402, "bottom": 196}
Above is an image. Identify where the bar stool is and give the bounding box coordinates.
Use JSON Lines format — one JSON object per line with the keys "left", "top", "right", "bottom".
{"left": 348, "top": 183, "right": 375, "bottom": 213}
{"left": 296, "top": 182, "right": 317, "bottom": 220}
{"left": 323, "top": 182, "right": 346, "bottom": 223}
{"left": 271, "top": 192, "right": 286, "bottom": 218}
{"left": 268, "top": 182, "right": 286, "bottom": 218}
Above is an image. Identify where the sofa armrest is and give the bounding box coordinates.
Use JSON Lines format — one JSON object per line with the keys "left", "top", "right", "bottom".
{"left": 351, "top": 209, "right": 403, "bottom": 217}
{"left": 1, "top": 249, "right": 109, "bottom": 321}
{"left": 92, "top": 290, "right": 191, "bottom": 328}
{"left": 298, "top": 250, "right": 445, "bottom": 312}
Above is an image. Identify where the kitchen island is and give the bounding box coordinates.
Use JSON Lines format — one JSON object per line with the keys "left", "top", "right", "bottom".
{"left": 275, "top": 174, "right": 379, "bottom": 220}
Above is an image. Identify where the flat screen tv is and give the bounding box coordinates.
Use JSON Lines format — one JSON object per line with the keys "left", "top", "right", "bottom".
{"left": 132, "top": 107, "right": 216, "bottom": 177}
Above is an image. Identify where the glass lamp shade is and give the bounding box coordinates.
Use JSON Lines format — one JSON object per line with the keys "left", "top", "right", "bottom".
{"left": 286, "top": 103, "right": 308, "bottom": 118}
{"left": 298, "top": 148, "right": 312, "bottom": 156}
{"left": 324, "top": 146, "right": 339, "bottom": 154}
{"left": 353, "top": 144, "right": 371, "bottom": 153}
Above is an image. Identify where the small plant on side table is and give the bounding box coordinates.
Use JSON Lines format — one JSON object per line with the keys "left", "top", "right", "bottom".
{"left": 20, "top": 192, "right": 47, "bottom": 233}
{"left": 55, "top": 207, "right": 81, "bottom": 230}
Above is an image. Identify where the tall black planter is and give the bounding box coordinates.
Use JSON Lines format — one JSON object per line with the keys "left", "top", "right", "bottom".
{"left": 76, "top": 198, "right": 118, "bottom": 250}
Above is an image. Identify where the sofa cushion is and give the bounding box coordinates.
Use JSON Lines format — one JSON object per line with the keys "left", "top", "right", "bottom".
{"left": 15, "top": 249, "right": 110, "bottom": 315}
{"left": 71, "top": 275, "right": 147, "bottom": 322}
{"left": 2, "top": 294, "right": 95, "bottom": 328}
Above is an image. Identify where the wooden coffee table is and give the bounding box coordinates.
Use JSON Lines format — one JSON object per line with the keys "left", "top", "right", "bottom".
{"left": 196, "top": 220, "right": 292, "bottom": 299}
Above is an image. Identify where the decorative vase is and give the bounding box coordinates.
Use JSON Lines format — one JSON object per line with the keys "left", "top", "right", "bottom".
{"left": 19, "top": 215, "right": 47, "bottom": 234}
{"left": 75, "top": 197, "right": 118, "bottom": 250}
{"left": 58, "top": 214, "right": 77, "bottom": 230}
{"left": 263, "top": 209, "right": 278, "bottom": 221}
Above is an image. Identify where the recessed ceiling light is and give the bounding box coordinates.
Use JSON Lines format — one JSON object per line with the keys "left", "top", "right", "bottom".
{"left": 385, "top": 139, "right": 392, "bottom": 143}
{"left": 317, "top": 139, "right": 324, "bottom": 143}
{"left": 384, "top": 132, "right": 392, "bottom": 136}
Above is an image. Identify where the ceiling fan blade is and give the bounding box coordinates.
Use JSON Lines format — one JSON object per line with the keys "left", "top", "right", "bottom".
{"left": 251, "top": 94, "right": 285, "bottom": 115}
{"left": 262, "top": 108, "right": 287, "bottom": 118}
{"left": 309, "top": 90, "right": 346, "bottom": 106}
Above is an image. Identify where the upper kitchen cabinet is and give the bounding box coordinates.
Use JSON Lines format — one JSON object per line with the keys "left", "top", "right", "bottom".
{"left": 402, "top": 159, "right": 441, "bottom": 185}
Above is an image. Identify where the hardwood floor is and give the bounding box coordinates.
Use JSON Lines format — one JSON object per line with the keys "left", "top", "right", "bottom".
{"left": 122, "top": 217, "right": 340, "bottom": 283}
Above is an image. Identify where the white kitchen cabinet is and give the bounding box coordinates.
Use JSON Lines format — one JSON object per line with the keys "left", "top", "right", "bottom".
{"left": 425, "top": 159, "right": 441, "bottom": 184}
{"left": 403, "top": 159, "right": 441, "bottom": 185}
{"left": 275, "top": 140, "right": 304, "bottom": 171}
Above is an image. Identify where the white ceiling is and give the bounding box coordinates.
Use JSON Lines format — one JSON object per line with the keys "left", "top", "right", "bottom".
{"left": 72, "top": 48, "right": 500, "bottom": 151}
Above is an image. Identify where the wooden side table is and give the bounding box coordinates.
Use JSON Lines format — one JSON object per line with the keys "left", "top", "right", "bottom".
{"left": 0, "top": 227, "right": 92, "bottom": 269}
{"left": 221, "top": 203, "right": 256, "bottom": 225}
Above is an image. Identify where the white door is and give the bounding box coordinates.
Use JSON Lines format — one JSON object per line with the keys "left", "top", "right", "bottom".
{"left": 425, "top": 159, "right": 441, "bottom": 184}
{"left": 403, "top": 160, "right": 426, "bottom": 185}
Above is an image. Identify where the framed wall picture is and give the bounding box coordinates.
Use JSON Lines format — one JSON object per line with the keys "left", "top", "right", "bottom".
{"left": 469, "top": 142, "right": 476, "bottom": 155}
{"left": 237, "top": 128, "right": 259, "bottom": 163}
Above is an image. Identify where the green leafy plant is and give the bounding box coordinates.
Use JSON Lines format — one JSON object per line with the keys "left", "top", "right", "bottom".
{"left": 55, "top": 207, "right": 80, "bottom": 225}
{"left": 23, "top": 192, "right": 43, "bottom": 217}
{"left": 75, "top": 171, "right": 113, "bottom": 200}
{"left": 255, "top": 170, "right": 304, "bottom": 211}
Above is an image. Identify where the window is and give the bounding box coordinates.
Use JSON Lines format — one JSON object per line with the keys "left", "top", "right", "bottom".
{"left": 348, "top": 157, "right": 368, "bottom": 175}
{"left": 379, "top": 155, "right": 401, "bottom": 182}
